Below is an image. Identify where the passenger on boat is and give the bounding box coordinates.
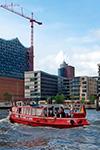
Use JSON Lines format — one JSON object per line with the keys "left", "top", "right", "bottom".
{"left": 44, "top": 108, "right": 47, "bottom": 117}
{"left": 58, "top": 107, "right": 66, "bottom": 118}
{"left": 55, "top": 110, "right": 60, "bottom": 117}
{"left": 44, "top": 111, "right": 47, "bottom": 117}
{"left": 48, "top": 108, "right": 54, "bottom": 117}
{"left": 69, "top": 105, "right": 74, "bottom": 117}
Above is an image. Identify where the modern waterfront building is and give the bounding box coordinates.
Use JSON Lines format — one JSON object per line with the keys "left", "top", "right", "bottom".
{"left": 0, "top": 38, "right": 30, "bottom": 101}
{"left": 24, "top": 71, "right": 58, "bottom": 100}
{"left": 24, "top": 70, "right": 97, "bottom": 101}
{"left": 58, "top": 76, "right": 70, "bottom": 99}
{"left": 98, "top": 64, "right": 100, "bottom": 97}
{"left": 80, "top": 76, "right": 97, "bottom": 100}
{"left": 70, "top": 77, "right": 80, "bottom": 100}
{"left": 58, "top": 61, "right": 75, "bottom": 78}
{"left": 0, "top": 38, "right": 30, "bottom": 78}
{"left": 70, "top": 76, "right": 97, "bottom": 100}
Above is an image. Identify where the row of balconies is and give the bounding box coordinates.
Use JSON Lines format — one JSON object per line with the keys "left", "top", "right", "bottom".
{"left": 25, "top": 73, "right": 40, "bottom": 78}
{"left": 41, "top": 77, "right": 58, "bottom": 83}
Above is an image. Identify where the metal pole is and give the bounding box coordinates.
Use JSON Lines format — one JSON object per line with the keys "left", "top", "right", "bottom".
{"left": 30, "top": 12, "right": 34, "bottom": 71}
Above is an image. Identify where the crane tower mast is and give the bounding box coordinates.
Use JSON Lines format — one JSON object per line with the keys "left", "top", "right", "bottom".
{"left": 0, "top": 2, "right": 42, "bottom": 71}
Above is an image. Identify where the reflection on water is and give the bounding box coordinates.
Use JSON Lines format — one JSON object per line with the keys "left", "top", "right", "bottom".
{"left": 0, "top": 109, "right": 100, "bottom": 150}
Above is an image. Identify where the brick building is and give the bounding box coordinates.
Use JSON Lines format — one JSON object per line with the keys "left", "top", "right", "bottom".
{"left": 0, "top": 77, "right": 24, "bottom": 101}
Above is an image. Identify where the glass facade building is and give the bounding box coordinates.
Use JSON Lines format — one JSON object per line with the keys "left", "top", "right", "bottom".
{"left": 0, "top": 38, "right": 30, "bottom": 79}
{"left": 58, "top": 67, "right": 66, "bottom": 77}
{"left": 58, "top": 76, "right": 70, "bottom": 99}
{"left": 70, "top": 77, "right": 80, "bottom": 100}
{"left": 0, "top": 38, "right": 30, "bottom": 101}
{"left": 58, "top": 61, "right": 75, "bottom": 78}
{"left": 98, "top": 64, "right": 100, "bottom": 97}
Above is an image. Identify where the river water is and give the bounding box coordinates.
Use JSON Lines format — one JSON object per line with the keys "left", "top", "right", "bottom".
{"left": 0, "top": 109, "right": 100, "bottom": 150}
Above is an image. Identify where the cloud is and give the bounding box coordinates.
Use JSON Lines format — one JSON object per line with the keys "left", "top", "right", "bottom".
{"left": 35, "top": 46, "right": 99, "bottom": 77}
{"left": 35, "top": 51, "right": 67, "bottom": 75}
{"left": 65, "top": 28, "right": 100, "bottom": 44}
{"left": 0, "top": 15, "right": 30, "bottom": 47}
{"left": 70, "top": 49, "right": 100, "bottom": 76}
{"left": 35, "top": 27, "right": 100, "bottom": 77}
{"left": 65, "top": 36, "right": 95, "bottom": 43}
{"left": 0, "top": 5, "right": 99, "bottom": 77}
{"left": 55, "top": 51, "right": 66, "bottom": 64}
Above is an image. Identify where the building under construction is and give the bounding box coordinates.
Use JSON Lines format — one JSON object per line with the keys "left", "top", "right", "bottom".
{"left": 0, "top": 38, "right": 30, "bottom": 101}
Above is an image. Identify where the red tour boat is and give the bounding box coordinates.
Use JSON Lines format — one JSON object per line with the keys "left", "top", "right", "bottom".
{"left": 9, "top": 102, "right": 90, "bottom": 128}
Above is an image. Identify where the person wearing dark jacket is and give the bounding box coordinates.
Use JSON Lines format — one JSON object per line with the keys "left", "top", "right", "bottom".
{"left": 59, "top": 107, "right": 66, "bottom": 118}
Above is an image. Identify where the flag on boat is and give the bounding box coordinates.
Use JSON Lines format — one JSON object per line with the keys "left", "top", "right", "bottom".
{"left": 81, "top": 105, "right": 86, "bottom": 117}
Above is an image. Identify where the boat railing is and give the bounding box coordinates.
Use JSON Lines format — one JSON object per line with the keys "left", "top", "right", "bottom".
{"left": 15, "top": 101, "right": 30, "bottom": 107}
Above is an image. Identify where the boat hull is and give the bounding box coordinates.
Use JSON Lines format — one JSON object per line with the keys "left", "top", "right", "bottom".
{"left": 9, "top": 114, "right": 90, "bottom": 129}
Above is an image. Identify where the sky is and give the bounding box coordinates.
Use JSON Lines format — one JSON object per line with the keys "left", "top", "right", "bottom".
{"left": 0, "top": 0, "right": 100, "bottom": 76}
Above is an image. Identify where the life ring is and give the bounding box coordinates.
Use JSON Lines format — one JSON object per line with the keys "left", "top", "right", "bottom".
{"left": 9, "top": 117, "right": 14, "bottom": 123}
{"left": 70, "top": 120, "right": 75, "bottom": 125}
{"left": 78, "top": 120, "right": 82, "bottom": 124}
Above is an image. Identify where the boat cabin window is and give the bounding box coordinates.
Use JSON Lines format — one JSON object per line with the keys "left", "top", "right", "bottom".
{"left": 21, "top": 108, "right": 24, "bottom": 114}
{"left": 20, "top": 107, "right": 32, "bottom": 115}
{"left": 23, "top": 108, "right": 26, "bottom": 114}
{"left": 32, "top": 108, "right": 35, "bottom": 115}
{"left": 36, "top": 109, "right": 42, "bottom": 116}
{"left": 26, "top": 108, "right": 29, "bottom": 114}
{"left": 29, "top": 108, "right": 32, "bottom": 115}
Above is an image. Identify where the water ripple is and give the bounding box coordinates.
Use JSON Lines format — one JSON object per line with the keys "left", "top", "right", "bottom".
{"left": 0, "top": 109, "right": 100, "bottom": 150}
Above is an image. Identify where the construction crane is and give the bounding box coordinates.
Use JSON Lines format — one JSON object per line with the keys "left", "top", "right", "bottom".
{"left": 0, "top": 1, "right": 42, "bottom": 71}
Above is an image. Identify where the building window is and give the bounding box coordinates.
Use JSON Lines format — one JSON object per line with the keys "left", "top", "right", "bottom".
{"left": 25, "top": 86, "right": 29, "bottom": 89}
{"left": 82, "top": 86, "right": 86, "bottom": 88}
{"left": 30, "top": 90, "right": 34, "bottom": 93}
{"left": 30, "top": 78, "right": 34, "bottom": 81}
{"left": 82, "top": 81, "right": 86, "bottom": 84}
{"left": 30, "top": 93, "right": 34, "bottom": 96}
{"left": 82, "top": 77, "right": 84, "bottom": 80}
{"left": 82, "top": 90, "right": 86, "bottom": 92}
{"left": 82, "top": 93, "right": 85, "bottom": 96}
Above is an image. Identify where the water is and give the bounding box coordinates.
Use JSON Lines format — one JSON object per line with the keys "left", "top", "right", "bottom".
{"left": 0, "top": 109, "right": 100, "bottom": 150}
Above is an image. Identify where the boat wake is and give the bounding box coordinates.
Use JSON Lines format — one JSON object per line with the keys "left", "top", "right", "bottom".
{"left": 91, "top": 124, "right": 100, "bottom": 130}
{"left": 0, "top": 117, "right": 9, "bottom": 123}
{"left": 92, "top": 120, "right": 100, "bottom": 125}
